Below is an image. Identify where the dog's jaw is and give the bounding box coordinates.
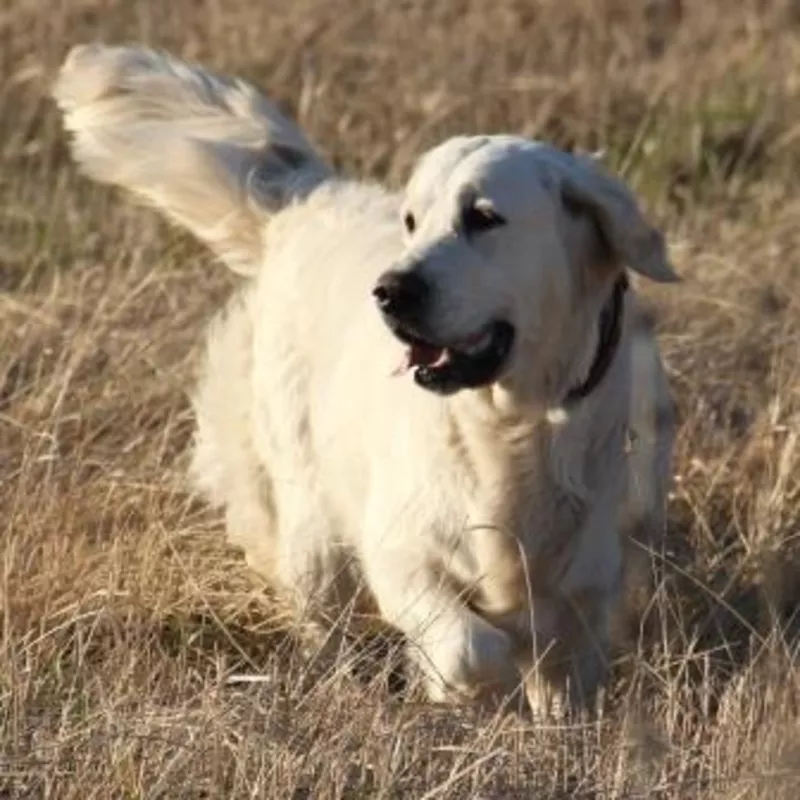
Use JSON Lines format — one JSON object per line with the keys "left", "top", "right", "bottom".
{"left": 413, "top": 321, "right": 516, "bottom": 396}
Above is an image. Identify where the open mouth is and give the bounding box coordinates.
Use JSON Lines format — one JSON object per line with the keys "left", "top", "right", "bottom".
{"left": 387, "top": 319, "right": 516, "bottom": 395}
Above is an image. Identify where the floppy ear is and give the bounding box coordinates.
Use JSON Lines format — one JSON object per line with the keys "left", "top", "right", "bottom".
{"left": 558, "top": 152, "right": 679, "bottom": 283}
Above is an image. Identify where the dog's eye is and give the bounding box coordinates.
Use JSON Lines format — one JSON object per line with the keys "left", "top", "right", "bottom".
{"left": 461, "top": 202, "right": 506, "bottom": 236}
{"left": 403, "top": 212, "right": 416, "bottom": 234}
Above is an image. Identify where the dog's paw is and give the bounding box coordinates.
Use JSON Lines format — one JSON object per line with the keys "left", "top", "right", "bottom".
{"left": 415, "top": 615, "right": 521, "bottom": 706}
{"left": 521, "top": 670, "right": 606, "bottom": 721}
{"left": 523, "top": 676, "right": 569, "bottom": 721}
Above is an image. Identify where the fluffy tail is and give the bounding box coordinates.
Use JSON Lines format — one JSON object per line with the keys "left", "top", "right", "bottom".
{"left": 53, "top": 44, "right": 332, "bottom": 275}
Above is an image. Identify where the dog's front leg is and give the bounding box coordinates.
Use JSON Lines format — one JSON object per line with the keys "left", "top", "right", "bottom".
{"left": 359, "top": 541, "right": 521, "bottom": 707}
{"left": 516, "top": 588, "right": 614, "bottom": 718}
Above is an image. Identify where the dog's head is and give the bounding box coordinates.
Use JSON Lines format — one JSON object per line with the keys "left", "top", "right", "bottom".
{"left": 373, "top": 136, "right": 677, "bottom": 399}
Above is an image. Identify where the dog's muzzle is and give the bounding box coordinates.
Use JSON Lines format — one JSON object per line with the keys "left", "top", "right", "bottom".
{"left": 372, "top": 269, "right": 515, "bottom": 396}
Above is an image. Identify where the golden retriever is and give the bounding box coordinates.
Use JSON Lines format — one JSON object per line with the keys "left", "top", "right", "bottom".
{"left": 53, "top": 44, "right": 677, "bottom": 715}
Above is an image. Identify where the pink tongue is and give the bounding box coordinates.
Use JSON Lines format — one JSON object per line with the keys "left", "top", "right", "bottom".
{"left": 392, "top": 342, "right": 445, "bottom": 376}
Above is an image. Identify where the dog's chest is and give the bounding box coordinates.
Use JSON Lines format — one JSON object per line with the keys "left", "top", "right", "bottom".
{"left": 444, "top": 458, "right": 586, "bottom": 617}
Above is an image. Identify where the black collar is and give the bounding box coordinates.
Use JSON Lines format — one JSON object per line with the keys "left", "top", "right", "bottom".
{"left": 563, "top": 273, "right": 628, "bottom": 407}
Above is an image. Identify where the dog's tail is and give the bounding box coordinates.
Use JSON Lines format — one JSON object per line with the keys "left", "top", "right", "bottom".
{"left": 53, "top": 44, "right": 332, "bottom": 276}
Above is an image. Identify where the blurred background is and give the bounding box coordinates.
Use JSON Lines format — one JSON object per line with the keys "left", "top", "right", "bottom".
{"left": 1, "top": 2, "right": 799, "bottom": 797}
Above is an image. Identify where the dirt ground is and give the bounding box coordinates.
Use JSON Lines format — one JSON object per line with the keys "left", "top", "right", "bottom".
{"left": 1, "top": 1, "right": 799, "bottom": 797}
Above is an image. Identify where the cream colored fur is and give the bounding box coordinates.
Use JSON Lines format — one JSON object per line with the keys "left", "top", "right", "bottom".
{"left": 54, "top": 44, "right": 677, "bottom": 715}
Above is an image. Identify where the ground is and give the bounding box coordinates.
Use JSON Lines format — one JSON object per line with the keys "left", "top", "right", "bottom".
{"left": 1, "top": 1, "right": 799, "bottom": 797}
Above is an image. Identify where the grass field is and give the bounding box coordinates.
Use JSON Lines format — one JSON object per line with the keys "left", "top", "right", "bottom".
{"left": 1, "top": 1, "right": 799, "bottom": 797}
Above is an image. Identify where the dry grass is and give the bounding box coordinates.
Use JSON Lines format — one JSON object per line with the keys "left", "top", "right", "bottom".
{"left": 1, "top": 1, "right": 799, "bottom": 797}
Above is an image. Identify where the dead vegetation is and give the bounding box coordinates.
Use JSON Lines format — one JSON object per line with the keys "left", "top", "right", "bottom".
{"left": 1, "top": 1, "right": 799, "bottom": 797}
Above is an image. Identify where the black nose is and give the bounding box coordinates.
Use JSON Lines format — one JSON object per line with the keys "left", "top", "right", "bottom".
{"left": 372, "top": 269, "right": 430, "bottom": 318}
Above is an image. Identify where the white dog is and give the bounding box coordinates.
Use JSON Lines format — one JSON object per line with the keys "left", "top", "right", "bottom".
{"left": 54, "top": 44, "right": 677, "bottom": 715}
